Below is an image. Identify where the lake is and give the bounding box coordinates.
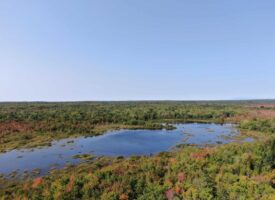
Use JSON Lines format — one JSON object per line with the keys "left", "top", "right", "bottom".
{"left": 0, "top": 123, "right": 253, "bottom": 177}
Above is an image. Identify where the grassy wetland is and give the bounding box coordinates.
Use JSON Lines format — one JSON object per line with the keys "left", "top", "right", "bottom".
{"left": 0, "top": 101, "right": 275, "bottom": 199}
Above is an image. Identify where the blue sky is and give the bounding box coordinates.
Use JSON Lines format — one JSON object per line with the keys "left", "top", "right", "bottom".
{"left": 0, "top": 0, "right": 275, "bottom": 101}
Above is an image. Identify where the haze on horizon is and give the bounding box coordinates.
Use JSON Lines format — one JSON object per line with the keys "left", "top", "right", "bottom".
{"left": 1, "top": 0, "right": 275, "bottom": 101}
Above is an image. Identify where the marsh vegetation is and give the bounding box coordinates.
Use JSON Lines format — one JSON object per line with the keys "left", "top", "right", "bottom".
{"left": 0, "top": 101, "right": 274, "bottom": 199}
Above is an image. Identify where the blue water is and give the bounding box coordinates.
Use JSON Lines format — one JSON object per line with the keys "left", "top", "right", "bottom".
{"left": 0, "top": 123, "right": 252, "bottom": 176}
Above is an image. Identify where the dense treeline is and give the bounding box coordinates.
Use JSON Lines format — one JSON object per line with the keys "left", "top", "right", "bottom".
{"left": 0, "top": 102, "right": 241, "bottom": 151}
{"left": 1, "top": 138, "right": 274, "bottom": 199}
{"left": 0, "top": 102, "right": 238, "bottom": 124}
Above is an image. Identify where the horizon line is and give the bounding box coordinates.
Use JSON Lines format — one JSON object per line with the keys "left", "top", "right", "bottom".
{"left": 1, "top": 99, "right": 275, "bottom": 103}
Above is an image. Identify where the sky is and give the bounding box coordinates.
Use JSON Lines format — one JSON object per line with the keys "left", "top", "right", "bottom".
{"left": 0, "top": 0, "right": 275, "bottom": 101}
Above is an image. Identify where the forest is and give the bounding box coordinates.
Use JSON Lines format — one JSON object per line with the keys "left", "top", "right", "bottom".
{"left": 0, "top": 101, "right": 274, "bottom": 199}
{"left": 0, "top": 101, "right": 241, "bottom": 152}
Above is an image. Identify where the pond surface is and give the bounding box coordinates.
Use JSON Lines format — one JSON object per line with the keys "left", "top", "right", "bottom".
{"left": 0, "top": 123, "right": 253, "bottom": 177}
